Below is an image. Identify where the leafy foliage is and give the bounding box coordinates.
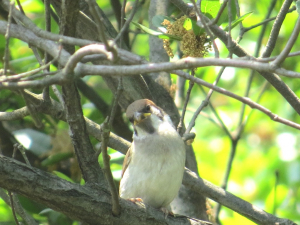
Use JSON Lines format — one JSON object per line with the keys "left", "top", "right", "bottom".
{"left": 0, "top": 0, "right": 300, "bottom": 224}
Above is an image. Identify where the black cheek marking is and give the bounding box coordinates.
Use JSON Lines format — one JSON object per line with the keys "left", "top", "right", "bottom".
{"left": 138, "top": 119, "right": 155, "bottom": 134}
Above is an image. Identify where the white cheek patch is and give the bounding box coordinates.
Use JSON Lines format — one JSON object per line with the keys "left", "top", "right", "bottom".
{"left": 151, "top": 106, "right": 163, "bottom": 119}
{"left": 164, "top": 115, "right": 174, "bottom": 128}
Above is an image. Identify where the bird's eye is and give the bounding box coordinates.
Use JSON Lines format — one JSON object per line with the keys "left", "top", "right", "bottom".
{"left": 146, "top": 105, "right": 151, "bottom": 111}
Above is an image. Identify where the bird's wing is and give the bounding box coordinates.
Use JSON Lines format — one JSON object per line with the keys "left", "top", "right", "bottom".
{"left": 121, "top": 144, "right": 132, "bottom": 178}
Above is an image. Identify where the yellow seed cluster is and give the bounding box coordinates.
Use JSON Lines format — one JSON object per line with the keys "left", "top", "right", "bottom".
{"left": 163, "top": 39, "right": 174, "bottom": 58}
{"left": 181, "top": 31, "right": 207, "bottom": 58}
{"left": 162, "top": 16, "right": 210, "bottom": 58}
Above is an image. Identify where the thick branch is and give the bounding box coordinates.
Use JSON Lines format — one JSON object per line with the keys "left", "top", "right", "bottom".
{"left": 0, "top": 90, "right": 296, "bottom": 224}
{"left": 183, "top": 168, "right": 296, "bottom": 225}
{"left": 0, "top": 154, "right": 295, "bottom": 225}
{"left": 0, "top": 155, "right": 209, "bottom": 225}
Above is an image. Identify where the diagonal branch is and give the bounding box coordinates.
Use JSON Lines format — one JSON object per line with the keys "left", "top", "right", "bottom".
{"left": 262, "top": 0, "right": 294, "bottom": 58}
{"left": 0, "top": 153, "right": 296, "bottom": 225}
{"left": 0, "top": 90, "right": 297, "bottom": 224}
{"left": 183, "top": 168, "right": 296, "bottom": 225}
{"left": 168, "top": 0, "right": 300, "bottom": 116}
{"left": 0, "top": 155, "right": 210, "bottom": 225}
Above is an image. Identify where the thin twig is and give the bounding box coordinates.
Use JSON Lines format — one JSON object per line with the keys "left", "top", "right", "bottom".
{"left": 272, "top": 17, "right": 300, "bottom": 66}
{"left": 215, "top": 6, "right": 279, "bottom": 218}
{"left": 185, "top": 66, "right": 225, "bottom": 134}
{"left": 202, "top": 89, "right": 232, "bottom": 138}
{"left": 0, "top": 189, "right": 38, "bottom": 225}
{"left": 8, "top": 192, "right": 20, "bottom": 225}
{"left": 43, "top": 0, "right": 52, "bottom": 102}
{"left": 86, "top": 0, "right": 118, "bottom": 61}
{"left": 44, "top": 0, "right": 51, "bottom": 68}
{"left": 173, "top": 69, "right": 300, "bottom": 130}
{"left": 0, "top": 55, "right": 59, "bottom": 82}
{"left": 100, "top": 76, "right": 123, "bottom": 216}
{"left": 177, "top": 70, "right": 195, "bottom": 136}
{"left": 17, "top": 144, "right": 31, "bottom": 166}
{"left": 215, "top": 81, "right": 270, "bottom": 220}
{"left": 119, "top": 0, "right": 127, "bottom": 45}
{"left": 114, "top": 0, "right": 139, "bottom": 44}
{"left": 262, "top": 0, "right": 294, "bottom": 58}
{"left": 15, "top": 0, "right": 24, "bottom": 14}
{"left": 227, "top": 0, "right": 233, "bottom": 58}
{"left": 208, "top": 0, "right": 229, "bottom": 26}
{"left": 101, "top": 118, "right": 121, "bottom": 216}
{"left": 235, "top": 0, "right": 244, "bottom": 43}
{"left": 3, "top": 0, "right": 14, "bottom": 75}
{"left": 10, "top": 144, "right": 20, "bottom": 225}
{"left": 257, "top": 51, "right": 300, "bottom": 62}
{"left": 108, "top": 77, "right": 124, "bottom": 128}
{"left": 243, "top": 6, "right": 295, "bottom": 33}
{"left": 236, "top": 0, "right": 277, "bottom": 138}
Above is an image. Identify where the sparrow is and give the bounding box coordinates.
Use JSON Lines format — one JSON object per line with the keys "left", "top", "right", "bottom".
{"left": 119, "top": 99, "right": 186, "bottom": 213}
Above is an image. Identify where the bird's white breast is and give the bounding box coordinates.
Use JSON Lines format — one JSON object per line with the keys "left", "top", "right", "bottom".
{"left": 119, "top": 116, "right": 186, "bottom": 208}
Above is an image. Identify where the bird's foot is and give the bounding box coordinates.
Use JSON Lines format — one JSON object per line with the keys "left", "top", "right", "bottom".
{"left": 160, "top": 207, "right": 174, "bottom": 219}
{"left": 128, "top": 198, "right": 143, "bottom": 204}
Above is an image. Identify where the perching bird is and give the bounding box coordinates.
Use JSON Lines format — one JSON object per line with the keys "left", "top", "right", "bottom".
{"left": 119, "top": 99, "right": 186, "bottom": 213}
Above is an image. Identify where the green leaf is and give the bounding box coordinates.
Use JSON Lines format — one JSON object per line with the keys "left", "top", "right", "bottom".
{"left": 152, "top": 15, "right": 175, "bottom": 28}
{"left": 18, "top": 195, "right": 46, "bottom": 214}
{"left": 183, "top": 18, "right": 193, "bottom": 30}
{"left": 53, "top": 171, "right": 74, "bottom": 183}
{"left": 131, "top": 21, "right": 163, "bottom": 35}
{"left": 41, "top": 152, "right": 73, "bottom": 167}
{"left": 158, "top": 34, "right": 182, "bottom": 40}
{"left": 223, "top": 12, "right": 253, "bottom": 31}
{"left": 201, "top": 0, "right": 221, "bottom": 20}
{"left": 192, "top": 21, "right": 205, "bottom": 36}
{"left": 217, "top": 0, "right": 237, "bottom": 25}
{"left": 131, "top": 21, "right": 182, "bottom": 40}
{"left": 183, "top": 18, "right": 205, "bottom": 36}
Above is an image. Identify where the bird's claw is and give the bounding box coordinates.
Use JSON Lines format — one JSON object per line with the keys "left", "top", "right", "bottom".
{"left": 128, "top": 198, "right": 143, "bottom": 204}
{"left": 160, "top": 207, "right": 174, "bottom": 219}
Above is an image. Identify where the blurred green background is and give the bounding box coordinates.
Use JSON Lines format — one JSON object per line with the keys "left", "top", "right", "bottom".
{"left": 0, "top": 0, "right": 299, "bottom": 224}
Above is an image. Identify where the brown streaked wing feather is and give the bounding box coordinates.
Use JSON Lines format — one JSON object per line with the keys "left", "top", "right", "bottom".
{"left": 121, "top": 145, "right": 132, "bottom": 178}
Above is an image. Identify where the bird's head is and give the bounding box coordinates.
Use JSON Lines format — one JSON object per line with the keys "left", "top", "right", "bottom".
{"left": 126, "top": 99, "right": 173, "bottom": 136}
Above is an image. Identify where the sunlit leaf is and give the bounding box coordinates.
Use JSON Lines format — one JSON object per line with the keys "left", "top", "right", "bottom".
{"left": 183, "top": 18, "right": 193, "bottom": 30}
{"left": 224, "top": 12, "right": 253, "bottom": 31}
{"left": 131, "top": 21, "right": 163, "bottom": 35}
{"left": 217, "top": 0, "right": 237, "bottom": 25}
{"left": 41, "top": 152, "right": 73, "bottom": 167}
{"left": 201, "top": 0, "right": 221, "bottom": 19}
{"left": 183, "top": 18, "right": 205, "bottom": 35}
{"left": 53, "top": 171, "right": 74, "bottom": 183}
{"left": 158, "top": 34, "right": 182, "bottom": 40}
{"left": 131, "top": 21, "right": 182, "bottom": 40}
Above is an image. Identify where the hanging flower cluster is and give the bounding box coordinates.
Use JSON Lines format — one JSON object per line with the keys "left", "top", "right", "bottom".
{"left": 162, "top": 16, "right": 211, "bottom": 58}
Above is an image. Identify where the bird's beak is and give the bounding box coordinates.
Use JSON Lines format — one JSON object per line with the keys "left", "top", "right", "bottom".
{"left": 133, "top": 112, "right": 151, "bottom": 125}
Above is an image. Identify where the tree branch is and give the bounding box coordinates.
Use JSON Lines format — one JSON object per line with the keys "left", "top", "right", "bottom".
{"left": 168, "top": 0, "right": 300, "bottom": 116}
{"left": 262, "top": 0, "right": 294, "bottom": 58}
{"left": 183, "top": 168, "right": 296, "bottom": 225}
{"left": 0, "top": 155, "right": 210, "bottom": 225}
